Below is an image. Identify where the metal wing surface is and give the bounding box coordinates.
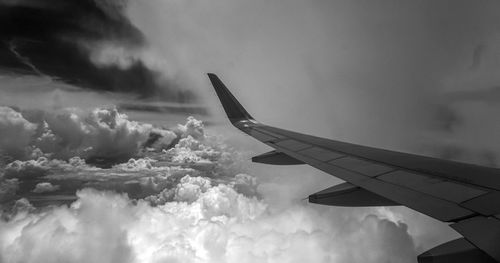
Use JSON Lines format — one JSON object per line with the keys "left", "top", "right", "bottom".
{"left": 207, "top": 73, "right": 500, "bottom": 263}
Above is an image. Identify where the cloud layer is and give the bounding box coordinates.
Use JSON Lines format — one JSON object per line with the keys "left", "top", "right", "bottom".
{"left": 0, "top": 184, "right": 417, "bottom": 263}
{"left": 0, "top": 107, "right": 423, "bottom": 263}
{"left": 0, "top": 106, "right": 175, "bottom": 162}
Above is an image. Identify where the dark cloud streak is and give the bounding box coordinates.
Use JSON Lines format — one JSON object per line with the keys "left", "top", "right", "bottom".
{"left": 0, "top": 0, "right": 195, "bottom": 101}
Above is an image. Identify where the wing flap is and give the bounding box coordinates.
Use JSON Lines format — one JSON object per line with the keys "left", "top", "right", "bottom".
{"left": 247, "top": 130, "right": 278, "bottom": 142}
{"left": 461, "top": 192, "right": 500, "bottom": 216}
{"left": 297, "top": 147, "right": 345, "bottom": 162}
{"left": 328, "top": 156, "right": 395, "bottom": 177}
{"left": 309, "top": 182, "right": 398, "bottom": 206}
{"left": 252, "top": 150, "right": 304, "bottom": 165}
{"left": 378, "top": 171, "right": 487, "bottom": 203}
{"left": 275, "top": 139, "right": 311, "bottom": 151}
{"left": 451, "top": 216, "right": 500, "bottom": 262}
{"left": 417, "top": 238, "right": 496, "bottom": 263}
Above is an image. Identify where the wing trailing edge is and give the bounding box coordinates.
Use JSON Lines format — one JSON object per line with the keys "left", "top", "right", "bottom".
{"left": 309, "top": 182, "right": 398, "bottom": 207}
{"left": 252, "top": 150, "right": 304, "bottom": 165}
{"left": 417, "top": 238, "right": 496, "bottom": 263}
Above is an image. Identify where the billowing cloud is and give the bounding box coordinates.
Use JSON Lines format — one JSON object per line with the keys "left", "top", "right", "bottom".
{"left": 0, "top": 106, "right": 178, "bottom": 163}
{"left": 0, "top": 107, "right": 37, "bottom": 159}
{"left": 0, "top": 107, "right": 426, "bottom": 262}
{"left": 0, "top": 183, "right": 417, "bottom": 263}
{"left": 0, "top": 108, "right": 247, "bottom": 202}
{"left": 32, "top": 182, "right": 60, "bottom": 193}
{"left": 0, "top": 177, "right": 19, "bottom": 203}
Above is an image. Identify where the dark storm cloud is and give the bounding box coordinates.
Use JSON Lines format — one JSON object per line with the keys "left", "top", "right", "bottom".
{"left": 0, "top": 0, "right": 195, "bottom": 101}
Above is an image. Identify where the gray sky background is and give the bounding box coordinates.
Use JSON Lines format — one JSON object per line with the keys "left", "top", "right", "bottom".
{"left": 126, "top": 0, "right": 500, "bottom": 164}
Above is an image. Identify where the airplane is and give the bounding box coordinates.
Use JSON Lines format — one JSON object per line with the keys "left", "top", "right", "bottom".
{"left": 207, "top": 73, "right": 500, "bottom": 263}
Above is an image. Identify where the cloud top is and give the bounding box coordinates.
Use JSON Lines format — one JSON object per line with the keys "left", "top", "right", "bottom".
{"left": 0, "top": 106, "right": 422, "bottom": 262}
{"left": 0, "top": 106, "right": 178, "bottom": 163}
{"left": 0, "top": 185, "right": 417, "bottom": 263}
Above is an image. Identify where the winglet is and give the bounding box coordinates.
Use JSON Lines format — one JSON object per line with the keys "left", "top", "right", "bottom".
{"left": 207, "top": 73, "right": 254, "bottom": 124}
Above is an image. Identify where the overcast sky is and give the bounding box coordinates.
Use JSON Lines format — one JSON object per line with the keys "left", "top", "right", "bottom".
{"left": 2, "top": 0, "right": 500, "bottom": 262}
{"left": 4, "top": 0, "right": 500, "bottom": 162}
{"left": 121, "top": 0, "right": 500, "bottom": 165}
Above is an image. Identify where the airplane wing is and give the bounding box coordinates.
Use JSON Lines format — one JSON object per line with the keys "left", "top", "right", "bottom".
{"left": 208, "top": 73, "right": 500, "bottom": 263}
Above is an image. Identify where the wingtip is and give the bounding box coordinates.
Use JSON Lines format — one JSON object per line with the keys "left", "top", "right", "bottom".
{"left": 207, "top": 73, "right": 221, "bottom": 84}
{"left": 206, "top": 73, "right": 254, "bottom": 124}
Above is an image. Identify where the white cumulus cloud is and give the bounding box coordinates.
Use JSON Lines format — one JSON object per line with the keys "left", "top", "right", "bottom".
{"left": 0, "top": 182, "right": 417, "bottom": 263}
{"left": 0, "top": 106, "right": 178, "bottom": 162}
{"left": 0, "top": 108, "right": 427, "bottom": 263}
{"left": 32, "top": 182, "right": 60, "bottom": 193}
{"left": 0, "top": 107, "right": 37, "bottom": 159}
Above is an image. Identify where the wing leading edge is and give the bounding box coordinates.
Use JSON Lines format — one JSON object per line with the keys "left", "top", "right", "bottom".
{"left": 207, "top": 73, "right": 500, "bottom": 262}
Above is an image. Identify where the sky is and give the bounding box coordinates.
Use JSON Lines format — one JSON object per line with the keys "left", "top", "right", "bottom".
{"left": 1, "top": 0, "right": 500, "bottom": 262}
